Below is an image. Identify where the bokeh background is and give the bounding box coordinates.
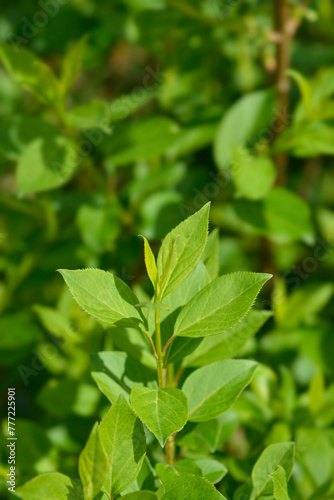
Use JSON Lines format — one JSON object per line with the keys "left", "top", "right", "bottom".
{"left": 1, "top": 0, "right": 334, "bottom": 498}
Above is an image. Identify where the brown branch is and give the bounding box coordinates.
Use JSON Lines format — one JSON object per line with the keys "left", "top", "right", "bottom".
{"left": 273, "top": 0, "right": 292, "bottom": 186}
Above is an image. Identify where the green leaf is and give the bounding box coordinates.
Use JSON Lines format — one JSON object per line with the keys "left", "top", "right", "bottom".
{"left": 296, "top": 428, "right": 332, "bottom": 487}
{"left": 58, "top": 269, "right": 145, "bottom": 329}
{"left": 60, "top": 35, "right": 88, "bottom": 97}
{"left": 0, "top": 116, "right": 63, "bottom": 160}
{"left": 15, "top": 472, "right": 83, "bottom": 500}
{"left": 195, "top": 459, "right": 228, "bottom": 484}
{"left": 91, "top": 351, "right": 157, "bottom": 403}
{"left": 120, "top": 457, "right": 155, "bottom": 495}
{"left": 250, "top": 442, "right": 295, "bottom": 500}
{"left": 157, "top": 261, "right": 211, "bottom": 362}
{"left": 78, "top": 423, "right": 109, "bottom": 500}
{"left": 214, "top": 89, "right": 274, "bottom": 171}
{"left": 287, "top": 69, "right": 312, "bottom": 113}
{"left": 232, "top": 147, "right": 276, "bottom": 200}
{"left": 104, "top": 117, "right": 180, "bottom": 166}
{"left": 184, "top": 310, "right": 272, "bottom": 367}
{"left": 220, "top": 188, "right": 314, "bottom": 244}
{"left": 76, "top": 204, "right": 121, "bottom": 253}
{"left": 109, "top": 88, "right": 157, "bottom": 122}
{"left": 202, "top": 228, "right": 220, "bottom": 280}
{"left": 274, "top": 122, "right": 334, "bottom": 157}
{"left": 130, "top": 387, "right": 188, "bottom": 446}
{"left": 156, "top": 203, "right": 210, "bottom": 298}
{"left": 174, "top": 272, "right": 271, "bottom": 338}
{"left": 121, "top": 493, "right": 159, "bottom": 499}
{"left": 37, "top": 379, "right": 100, "bottom": 418}
{"left": 99, "top": 394, "right": 146, "bottom": 497}
{"left": 156, "top": 459, "right": 203, "bottom": 483}
{"left": 157, "top": 474, "right": 226, "bottom": 499}
{"left": 308, "top": 372, "right": 325, "bottom": 413}
{"left": 17, "top": 136, "right": 77, "bottom": 196}
{"left": 66, "top": 100, "right": 110, "bottom": 131}
{"left": 166, "top": 121, "right": 219, "bottom": 159}
{"left": 0, "top": 312, "right": 41, "bottom": 366}
{"left": 182, "top": 359, "right": 257, "bottom": 422}
{"left": 0, "top": 43, "right": 60, "bottom": 105}
{"left": 177, "top": 412, "right": 239, "bottom": 453}
{"left": 140, "top": 235, "right": 157, "bottom": 289}
{"left": 269, "top": 465, "right": 291, "bottom": 500}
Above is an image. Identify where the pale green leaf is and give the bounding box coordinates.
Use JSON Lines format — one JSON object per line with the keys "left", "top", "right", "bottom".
{"left": 182, "top": 359, "right": 257, "bottom": 422}
{"left": 0, "top": 43, "right": 60, "bottom": 105}
{"left": 78, "top": 423, "right": 109, "bottom": 500}
{"left": 99, "top": 394, "right": 146, "bottom": 497}
{"left": 232, "top": 146, "right": 276, "bottom": 200}
{"left": 269, "top": 465, "right": 291, "bottom": 500}
{"left": 58, "top": 269, "right": 145, "bottom": 329}
{"left": 157, "top": 474, "right": 226, "bottom": 499}
{"left": 214, "top": 90, "right": 274, "bottom": 171}
{"left": 184, "top": 310, "right": 272, "bottom": 367}
{"left": 66, "top": 100, "right": 110, "bottom": 131}
{"left": 195, "top": 458, "right": 228, "bottom": 484}
{"left": 156, "top": 459, "right": 202, "bottom": 483}
{"left": 130, "top": 387, "right": 188, "bottom": 446}
{"left": 250, "top": 442, "right": 295, "bottom": 500}
{"left": 174, "top": 272, "right": 271, "bottom": 338}
{"left": 14, "top": 472, "right": 83, "bottom": 500}
{"left": 17, "top": 136, "right": 76, "bottom": 196}
{"left": 140, "top": 235, "right": 157, "bottom": 289}
{"left": 61, "top": 35, "right": 88, "bottom": 97}
{"left": 91, "top": 351, "right": 157, "bottom": 403}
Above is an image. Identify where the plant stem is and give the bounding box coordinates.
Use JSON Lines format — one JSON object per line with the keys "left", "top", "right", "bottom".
{"left": 154, "top": 305, "right": 176, "bottom": 464}
{"left": 273, "top": 0, "right": 292, "bottom": 186}
{"left": 165, "top": 435, "right": 176, "bottom": 465}
{"left": 155, "top": 308, "right": 165, "bottom": 389}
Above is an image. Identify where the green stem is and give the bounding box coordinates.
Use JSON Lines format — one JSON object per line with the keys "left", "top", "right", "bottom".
{"left": 165, "top": 435, "right": 176, "bottom": 465}
{"left": 154, "top": 299, "right": 176, "bottom": 463}
{"left": 155, "top": 308, "right": 165, "bottom": 389}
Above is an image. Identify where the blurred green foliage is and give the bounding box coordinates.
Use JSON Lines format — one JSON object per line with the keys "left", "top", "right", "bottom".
{"left": 0, "top": 0, "right": 334, "bottom": 498}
